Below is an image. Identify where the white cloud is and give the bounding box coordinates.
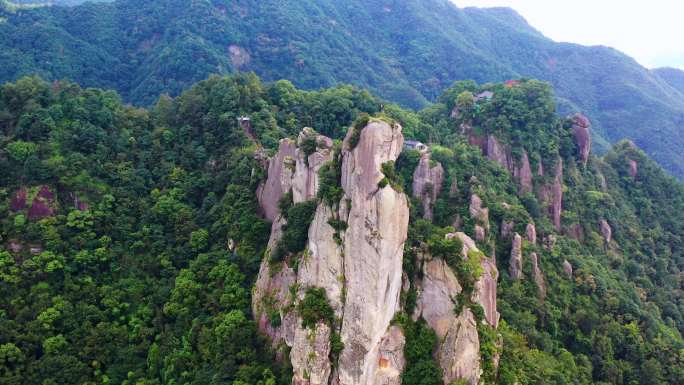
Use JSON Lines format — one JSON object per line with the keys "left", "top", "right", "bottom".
{"left": 453, "top": 0, "right": 684, "bottom": 69}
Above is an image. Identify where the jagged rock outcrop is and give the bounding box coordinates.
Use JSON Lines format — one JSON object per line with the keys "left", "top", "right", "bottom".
{"left": 600, "top": 219, "right": 612, "bottom": 244}
{"left": 551, "top": 159, "right": 564, "bottom": 230}
{"left": 257, "top": 139, "right": 297, "bottom": 221}
{"left": 416, "top": 232, "right": 498, "bottom": 384}
{"left": 509, "top": 233, "right": 523, "bottom": 280}
{"left": 469, "top": 194, "right": 489, "bottom": 230}
{"left": 254, "top": 122, "right": 409, "bottom": 385}
{"left": 412, "top": 153, "right": 445, "bottom": 220}
{"left": 544, "top": 234, "right": 557, "bottom": 251}
{"left": 572, "top": 113, "right": 591, "bottom": 165}
{"left": 292, "top": 128, "right": 335, "bottom": 202}
{"left": 438, "top": 308, "right": 480, "bottom": 385}
{"left": 518, "top": 150, "right": 533, "bottom": 194}
{"left": 486, "top": 135, "right": 510, "bottom": 170}
{"left": 531, "top": 252, "right": 546, "bottom": 298}
{"left": 563, "top": 260, "right": 573, "bottom": 278}
{"left": 500, "top": 221, "right": 514, "bottom": 239}
{"left": 338, "top": 120, "right": 409, "bottom": 385}
{"left": 414, "top": 257, "right": 463, "bottom": 337}
{"left": 526, "top": 223, "right": 537, "bottom": 245}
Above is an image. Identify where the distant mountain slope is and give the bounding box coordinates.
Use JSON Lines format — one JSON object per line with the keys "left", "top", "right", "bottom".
{"left": 1, "top": 0, "right": 684, "bottom": 178}
{"left": 654, "top": 67, "right": 684, "bottom": 95}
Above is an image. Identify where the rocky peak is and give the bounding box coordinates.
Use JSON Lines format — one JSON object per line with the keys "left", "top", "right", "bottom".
{"left": 256, "top": 138, "right": 297, "bottom": 222}
{"left": 572, "top": 113, "right": 591, "bottom": 165}
{"left": 563, "top": 260, "right": 573, "bottom": 278}
{"left": 412, "top": 152, "right": 445, "bottom": 220}
{"left": 531, "top": 252, "right": 546, "bottom": 298}
{"left": 518, "top": 150, "right": 533, "bottom": 194}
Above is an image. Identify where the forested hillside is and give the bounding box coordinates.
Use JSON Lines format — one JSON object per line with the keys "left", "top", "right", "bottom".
{"left": 1, "top": 0, "right": 684, "bottom": 179}
{"left": 0, "top": 74, "right": 682, "bottom": 384}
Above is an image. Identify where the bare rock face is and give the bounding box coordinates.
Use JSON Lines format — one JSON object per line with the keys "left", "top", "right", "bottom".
{"left": 472, "top": 257, "right": 500, "bottom": 328}
{"left": 338, "top": 120, "right": 409, "bottom": 385}
{"left": 299, "top": 204, "right": 345, "bottom": 315}
{"left": 439, "top": 308, "right": 481, "bottom": 385}
{"left": 257, "top": 139, "right": 297, "bottom": 221}
{"left": 291, "top": 322, "right": 332, "bottom": 385}
{"left": 486, "top": 135, "right": 511, "bottom": 170}
{"left": 252, "top": 256, "right": 297, "bottom": 345}
{"left": 544, "top": 234, "right": 557, "bottom": 251}
{"left": 628, "top": 159, "right": 638, "bottom": 178}
{"left": 415, "top": 258, "right": 462, "bottom": 338}
{"left": 600, "top": 219, "right": 612, "bottom": 244}
{"left": 518, "top": 150, "right": 533, "bottom": 194}
{"left": 563, "top": 260, "right": 573, "bottom": 278}
{"left": 526, "top": 223, "right": 537, "bottom": 245}
{"left": 509, "top": 233, "right": 523, "bottom": 280}
{"left": 373, "top": 326, "right": 406, "bottom": 385}
{"left": 469, "top": 194, "right": 489, "bottom": 230}
{"left": 412, "top": 153, "right": 444, "bottom": 220}
{"left": 572, "top": 113, "right": 592, "bottom": 165}
{"left": 531, "top": 252, "right": 546, "bottom": 298}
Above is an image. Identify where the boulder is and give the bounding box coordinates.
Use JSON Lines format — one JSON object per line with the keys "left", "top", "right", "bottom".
{"left": 509, "top": 233, "right": 523, "bottom": 280}
{"left": 572, "top": 113, "right": 591, "bottom": 165}
{"left": 412, "top": 153, "right": 444, "bottom": 220}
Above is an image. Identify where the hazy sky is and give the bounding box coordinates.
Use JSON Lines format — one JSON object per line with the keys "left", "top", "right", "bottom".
{"left": 454, "top": 0, "right": 684, "bottom": 69}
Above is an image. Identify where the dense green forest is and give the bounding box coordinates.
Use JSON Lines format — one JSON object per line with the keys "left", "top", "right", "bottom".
{"left": 1, "top": 74, "right": 683, "bottom": 384}
{"left": 2, "top": 0, "right": 684, "bottom": 180}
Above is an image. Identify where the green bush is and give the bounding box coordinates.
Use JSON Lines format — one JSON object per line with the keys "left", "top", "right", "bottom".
{"left": 298, "top": 287, "right": 334, "bottom": 329}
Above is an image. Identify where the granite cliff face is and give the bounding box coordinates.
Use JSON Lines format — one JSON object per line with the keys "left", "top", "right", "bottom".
{"left": 253, "top": 121, "right": 411, "bottom": 385}
{"left": 252, "top": 121, "right": 502, "bottom": 385}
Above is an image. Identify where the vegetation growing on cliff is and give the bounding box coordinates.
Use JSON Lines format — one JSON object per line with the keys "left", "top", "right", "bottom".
{"left": 0, "top": 73, "right": 682, "bottom": 385}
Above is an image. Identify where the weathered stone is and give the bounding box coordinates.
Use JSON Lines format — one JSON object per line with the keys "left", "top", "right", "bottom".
{"left": 257, "top": 139, "right": 297, "bottom": 222}
{"left": 544, "top": 234, "right": 557, "bottom": 251}
{"left": 439, "top": 308, "right": 481, "bottom": 385}
{"left": 412, "top": 153, "right": 444, "bottom": 220}
{"left": 530, "top": 252, "right": 546, "bottom": 298}
{"left": 293, "top": 129, "right": 334, "bottom": 203}
{"left": 469, "top": 194, "right": 489, "bottom": 230}
{"left": 449, "top": 179, "right": 459, "bottom": 197}
{"left": 415, "top": 258, "right": 462, "bottom": 338}
{"left": 371, "top": 326, "right": 406, "bottom": 385}
{"left": 474, "top": 225, "right": 486, "bottom": 242}
{"left": 563, "top": 260, "right": 573, "bottom": 278}
{"left": 572, "top": 113, "right": 591, "bottom": 165}
{"left": 10, "top": 188, "right": 27, "bottom": 211}
{"left": 509, "top": 233, "right": 523, "bottom": 280}
{"left": 486, "top": 135, "right": 510, "bottom": 170}
{"left": 291, "top": 322, "right": 332, "bottom": 385}
{"left": 298, "top": 204, "right": 345, "bottom": 315}
{"left": 252, "top": 255, "right": 297, "bottom": 345}
{"left": 472, "top": 257, "right": 500, "bottom": 328}
{"left": 518, "top": 150, "right": 533, "bottom": 194}
{"left": 600, "top": 219, "right": 612, "bottom": 244}
{"left": 526, "top": 223, "right": 537, "bottom": 245}
{"left": 338, "top": 120, "right": 409, "bottom": 385}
